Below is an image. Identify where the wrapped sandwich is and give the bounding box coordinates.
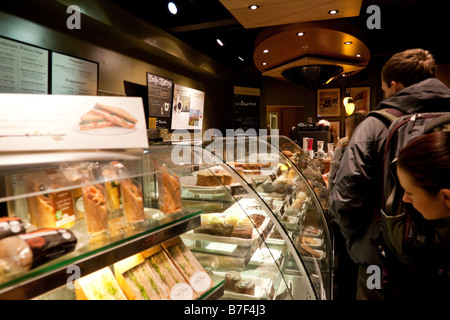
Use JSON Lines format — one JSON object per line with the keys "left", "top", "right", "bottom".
{"left": 81, "top": 183, "right": 109, "bottom": 235}
{"left": 25, "top": 171, "right": 76, "bottom": 229}
{"left": 100, "top": 163, "right": 121, "bottom": 212}
{"left": 75, "top": 267, "right": 127, "bottom": 300}
{"left": 155, "top": 163, "right": 183, "bottom": 215}
{"left": 100, "top": 163, "right": 126, "bottom": 236}
{"left": 109, "top": 161, "right": 146, "bottom": 225}
{"left": 121, "top": 178, "right": 145, "bottom": 224}
{"left": 141, "top": 246, "right": 196, "bottom": 300}
{"left": 162, "top": 237, "right": 213, "bottom": 295}
{"left": 115, "top": 247, "right": 195, "bottom": 300}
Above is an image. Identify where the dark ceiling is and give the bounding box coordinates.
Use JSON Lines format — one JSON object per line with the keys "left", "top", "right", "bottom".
{"left": 107, "top": 0, "right": 449, "bottom": 76}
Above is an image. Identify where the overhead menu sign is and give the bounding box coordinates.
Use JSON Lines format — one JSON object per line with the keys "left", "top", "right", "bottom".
{"left": 0, "top": 94, "right": 148, "bottom": 151}
{"left": 146, "top": 72, "right": 173, "bottom": 129}
{"left": 0, "top": 36, "right": 49, "bottom": 94}
{"left": 51, "top": 52, "right": 98, "bottom": 95}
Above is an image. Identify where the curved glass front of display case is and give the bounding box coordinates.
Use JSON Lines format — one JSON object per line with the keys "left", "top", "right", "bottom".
{"left": 274, "top": 135, "right": 330, "bottom": 215}
{"left": 197, "top": 135, "right": 333, "bottom": 300}
{"left": 270, "top": 135, "right": 333, "bottom": 299}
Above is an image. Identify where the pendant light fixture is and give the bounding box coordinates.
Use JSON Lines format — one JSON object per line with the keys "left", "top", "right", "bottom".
{"left": 343, "top": 92, "right": 355, "bottom": 115}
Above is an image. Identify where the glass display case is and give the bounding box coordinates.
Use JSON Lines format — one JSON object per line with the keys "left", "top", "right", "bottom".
{"left": 272, "top": 135, "right": 330, "bottom": 217}
{"left": 195, "top": 135, "right": 333, "bottom": 299}
{"left": 0, "top": 135, "right": 332, "bottom": 300}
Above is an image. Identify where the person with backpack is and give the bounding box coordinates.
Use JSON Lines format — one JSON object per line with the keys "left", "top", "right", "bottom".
{"left": 328, "top": 48, "right": 450, "bottom": 299}
{"left": 384, "top": 131, "right": 450, "bottom": 298}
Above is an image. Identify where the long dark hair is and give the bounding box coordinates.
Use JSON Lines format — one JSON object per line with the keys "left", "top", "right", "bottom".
{"left": 345, "top": 112, "right": 366, "bottom": 140}
{"left": 397, "top": 131, "right": 450, "bottom": 195}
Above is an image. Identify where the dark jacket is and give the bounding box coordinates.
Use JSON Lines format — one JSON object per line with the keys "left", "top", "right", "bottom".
{"left": 328, "top": 78, "right": 450, "bottom": 266}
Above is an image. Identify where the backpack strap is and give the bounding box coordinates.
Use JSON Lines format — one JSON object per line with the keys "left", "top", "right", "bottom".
{"left": 368, "top": 108, "right": 406, "bottom": 224}
{"left": 368, "top": 108, "right": 405, "bottom": 127}
{"left": 424, "top": 113, "right": 450, "bottom": 133}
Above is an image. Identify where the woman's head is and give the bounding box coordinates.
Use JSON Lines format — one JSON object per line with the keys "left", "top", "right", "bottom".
{"left": 397, "top": 131, "right": 450, "bottom": 220}
{"left": 345, "top": 112, "right": 366, "bottom": 139}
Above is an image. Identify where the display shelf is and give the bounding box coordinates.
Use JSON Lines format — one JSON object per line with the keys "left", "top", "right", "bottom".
{"left": 0, "top": 210, "right": 201, "bottom": 300}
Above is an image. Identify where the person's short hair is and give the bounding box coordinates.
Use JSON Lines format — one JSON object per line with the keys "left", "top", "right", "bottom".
{"left": 381, "top": 48, "right": 437, "bottom": 88}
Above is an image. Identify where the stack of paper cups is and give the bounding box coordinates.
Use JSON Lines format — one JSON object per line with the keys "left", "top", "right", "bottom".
{"left": 302, "top": 137, "right": 309, "bottom": 152}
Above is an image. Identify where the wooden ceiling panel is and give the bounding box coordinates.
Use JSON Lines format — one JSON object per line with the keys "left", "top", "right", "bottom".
{"left": 219, "top": 0, "right": 363, "bottom": 28}
{"left": 253, "top": 20, "right": 370, "bottom": 82}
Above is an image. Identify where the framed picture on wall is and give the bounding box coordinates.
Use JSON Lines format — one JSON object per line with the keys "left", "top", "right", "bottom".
{"left": 328, "top": 120, "right": 341, "bottom": 144}
{"left": 346, "top": 86, "right": 371, "bottom": 113}
{"left": 317, "top": 88, "right": 340, "bottom": 117}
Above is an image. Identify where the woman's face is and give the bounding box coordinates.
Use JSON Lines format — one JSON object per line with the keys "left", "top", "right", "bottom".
{"left": 397, "top": 166, "right": 450, "bottom": 220}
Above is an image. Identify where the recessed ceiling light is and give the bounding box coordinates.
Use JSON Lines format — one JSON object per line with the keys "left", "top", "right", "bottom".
{"left": 344, "top": 41, "right": 353, "bottom": 45}
{"left": 168, "top": 2, "right": 177, "bottom": 15}
{"left": 356, "top": 54, "right": 361, "bottom": 57}
{"left": 216, "top": 39, "right": 224, "bottom": 46}
{"left": 248, "top": 4, "right": 259, "bottom": 10}
{"left": 262, "top": 62, "right": 267, "bottom": 66}
{"left": 328, "top": 9, "right": 339, "bottom": 15}
{"left": 263, "top": 49, "right": 269, "bottom": 53}
{"left": 297, "top": 32, "right": 305, "bottom": 36}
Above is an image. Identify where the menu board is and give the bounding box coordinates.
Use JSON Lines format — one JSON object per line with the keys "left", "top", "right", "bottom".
{"left": 0, "top": 36, "right": 49, "bottom": 94}
{"left": 146, "top": 72, "right": 173, "bottom": 129}
{"left": 234, "top": 86, "right": 260, "bottom": 130}
{"left": 51, "top": 52, "right": 98, "bottom": 95}
{"left": 171, "top": 84, "right": 205, "bottom": 130}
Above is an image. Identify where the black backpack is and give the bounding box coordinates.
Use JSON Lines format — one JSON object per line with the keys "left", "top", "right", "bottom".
{"left": 369, "top": 108, "right": 450, "bottom": 272}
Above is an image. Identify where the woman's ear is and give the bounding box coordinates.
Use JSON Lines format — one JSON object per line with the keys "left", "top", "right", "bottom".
{"left": 440, "top": 189, "right": 450, "bottom": 209}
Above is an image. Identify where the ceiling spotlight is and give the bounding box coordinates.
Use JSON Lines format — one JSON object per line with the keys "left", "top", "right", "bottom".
{"left": 262, "top": 62, "right": 267, "bottom": 66}
{"left": 168, "top": 2, "right": 177, "bottom": 15}
{"left": 216, "top": 39, "right": 224, "bottom": 46}
{"left": 328, "top": 9, "right": 339, "bottom": 15}
{"left": 263, "top": 49, "right": 269, "bottom": 53}
{"left": 238, "top": 56, "right": 244, "bottom": 61}
{"left": 248, "top": 4, "right": 260, "bottom": 10}
{"left": 344, "top": 41, "right": 353, "bottom": 45}
{"left": 296, "top": 32, "right": 305, "bottom": 36}
{"left": 356, "top": 54, "right": 361, "bottom": 57}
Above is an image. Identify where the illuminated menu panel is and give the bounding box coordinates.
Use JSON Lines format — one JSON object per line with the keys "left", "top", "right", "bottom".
{"left": 0, "top": 36, "right": 49, "bottom": 94}
{"left": 51, "top": 52, "right": 98, "bottom": 95}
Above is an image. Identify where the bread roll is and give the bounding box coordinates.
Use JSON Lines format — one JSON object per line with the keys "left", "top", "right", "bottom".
{"left": 0, "top": 236, "right": 33, "bottom": 273}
